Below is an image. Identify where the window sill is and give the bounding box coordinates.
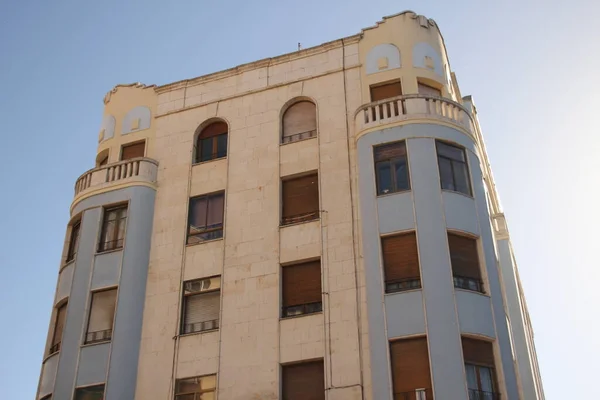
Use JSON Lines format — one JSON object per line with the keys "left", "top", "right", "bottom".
{"left": 95, "top": 247, "right": 123, "bottom": 256}
{"left": 454, "top": 287, "right": 489, "bottom": 297}
{"left": 192, "top": 156, "right": 227, "bottom": 166}
{"left": 280, "top": 311, "right": 323, "bottom": 321}
{"left": 376, "top": 188, "right": 411, "bottom": 198}
{"left": 279, "top": 218, "right": 320, "bottom": 229}
{"left": 186, "top": 237, "right": 224, "bottom": 247}
{"left": 441, "top": 189, "right": 474, "bottom": 199}
{"left": 81, "top": 340, "right": 111, "bottom": 348}
{"left": 177, "top": 328, "right": 219, "bottom": 338}
{"left": 59, "top": 259, "right": 75, "bottom": 273}
{"left": 280, "top": 136, "right": 318, "bottom": 146}
{"left": 42, "top": 351, "right": 60, "bottom": 364}
{"left": 384, "top": 288, "right": 422, "bottom": 296}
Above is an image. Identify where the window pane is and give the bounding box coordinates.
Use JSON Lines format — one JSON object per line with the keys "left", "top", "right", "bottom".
{"left": 216, "top": 134, "right": 227, "bottom": 158}
{"left": 189, "top": 197, "right": 208, "bottom": 232}
{"left": 376, "top": 162, "right": 392, "bottom": 195}
{"left": 453, "top": 161, "right": 471, "bottom": 195}
{"left": 436, "top": 141, "right": 465, "bottom": 161}
{"left": 393, "top": 159, "right": 409, "bottom": 190}
{"left": 87, "top": 289, "right": 117, "bottom": 340}
{"left": 200, "top": 137, "right": 214, "bottom": 161}
{"left": 465, "top": 364, "right": 478, "bottom": 390}
{"left": 207, "top": 194, "right": 224, "bottom": 227}
{"left": 75, "top": 385, "right": 104, "bottom": 400}
{"left": 438, "top": 157, "right": 455, "bottom": 191}
{"left": 479, "top": 366, "right": 494, "bottom": 392}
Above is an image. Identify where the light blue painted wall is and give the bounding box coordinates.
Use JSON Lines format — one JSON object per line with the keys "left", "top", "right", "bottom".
{"left": 385, "top": 291, "right": 426, "bottom": 338}
{"left": 122, "top": 106, "right": 151, "bottom": 134}
{"left": 365, "top": 43, "right": 401, "bottom": 75}
{"left": 55, "top": 263, "right": 74, "bottom": 305}
{"left": 376, "top": 191, "right": 415, "bottom": 234}
{"left": 442, "top": 192, "right": 479, "bottom": 235}
{"left": 455, "top": 290, "right": 495, "bottom": 338}
{"left": 41, "top": 186, "right": 155, "bottom": 400}
{"left": 76, "top": 344, "right": 110, "bottom": 387}
{"left": 91, "top": 251, "right": 122, "bottom": 289}
{"left": 38, "top": 353, "right": 59, "bottom": 398}
{"left": 407, "top": 137, "right": 467, "bottom": 399}
{"left": 357, "top": 123, "right": 519, "bottom": 400}
{"left": 468, "top": 151, "right": 519, "bottom": 399}
{"left": 52, "top": 207, "right": 101, "bottom": 399}
{"left": 497, "top": 239, "right": 539, "bottom": 400}
{"left": 412, "top": 42, "right": 443, "bottom": 76}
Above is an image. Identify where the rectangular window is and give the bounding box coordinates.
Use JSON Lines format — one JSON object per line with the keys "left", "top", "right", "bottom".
{"left": 282, "top": 360, "right": 325, "bottom": 400}
{"left": 436, "top": 141, "right": 472, "bottom": 196}
{"left": 382, "top": 232, "right": 421, "bottom": 293}
{"left": 66, "top": 220, "right": 81, "bottom": 263}
{"left": 120, "top": 141, "right": 145, "bottom": 160}
{"left": 49, "top": 302, "right": 68, "bottom": 355}
{"left": 281, "top": 174, "right": 319, "bottom": 226}
{"left": 281, "top": 260, "right": 322, "bottom": 318}
{"left": 175, "top": 374, "right": 217, "bottom": 400}
{"left": 374, "top": 141, "right": 410, "bottom": 195}
{"left": 74, "top": 384, "right": 105, "bottom": 400}
{"left": 85, "top": 289, "right": 117, "bottom": 344}
{"left": 448, "top": 233, "right": 483, "bottom": 293}
{"left": 390, "top": 337, "right": 432, "bottom": 399}
{"left": 418, "top": 82, "right": 442, "bottom": 97}
{"left": 187, "top": 193, "right": 225, "bottom": 244}
{"left": 462, "top": 337, "right": 498, "bottom": 400}
{"left": 181, "top": 276, "right": 221, "bottom": 334}
{"left": 370, "top": 81, "right": 403, "bottom": 101}
{"left": 98, "top": 205, "right": 127, "bottom": 252}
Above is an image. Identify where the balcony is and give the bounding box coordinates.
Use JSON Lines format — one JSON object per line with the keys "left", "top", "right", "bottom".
{"left": 73, "top": 157, "right": 158, "bottom": 204}
{"left": 354, "top": 94, "right": 474, "bottom": 138}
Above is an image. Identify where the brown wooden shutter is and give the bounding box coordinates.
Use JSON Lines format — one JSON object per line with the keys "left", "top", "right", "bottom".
{"left": 374, "top": 141, "right": 406, "bottom": 162}
{"left": 283, "top": 101, "right": 317, "bottom": 140}
{"left": 282, "top": 360, "right": 325, "bottom": 400}
{"left": 87, "top": 289, "right": 117, "bottom": 333}
{"left": 120, "top": 141, "right": 145, "bottom": 160}
{"left": 382, "top": 232, "right": 420, "bottom": 282}
{"left": 418, "top": 83, "right": 442, "bottom": 97}
{"left": 462, "top": 337, "right": 495, "bottom": 366}
{"left": 282, "top": 174, "right": 319, "bottom": 219}
{"left": 390, "top": 337, "right": 432, "bottom": 394}
{"left": 370, "top": 81, "right": 402, "bottom": 101}
{"left": 199, "top": 121, "right": 228, "bottom": 139}
{"left": 282, "top": 261, "right": 321, "bottom": 307}
{"left": 448, "top": 234, "right": 481, "bottom": 279}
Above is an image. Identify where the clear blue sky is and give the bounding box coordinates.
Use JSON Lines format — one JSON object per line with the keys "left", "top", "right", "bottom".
{"left": 1, "top": 0, "right": 598, "bottom": 398}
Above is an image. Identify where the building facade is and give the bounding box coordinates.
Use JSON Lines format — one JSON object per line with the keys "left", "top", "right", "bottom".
{"left": 37, "top": 11, "right": 545, "bottom": 400}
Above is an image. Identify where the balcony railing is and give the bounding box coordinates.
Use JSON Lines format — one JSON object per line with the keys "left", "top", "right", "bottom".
{"left": 281, "top": 129, "right": 317, "bottom": 144}
{"left": 386, "top": 277, "right": 422, "bottom": 294}
{"left": 85, "top": 329, "right": 112, "bottom": 344}
{"left": 394, "top": 388, "right": 432, "bottom": 400}
{"left": 73, "top": 157, "right": 158, "bottom": 199}
{"left": 281, "top": 210, "right": 319, "bottom": 226}
{"left": 468, "top": 389, "right": 500, "bottom": 400}
{"left": 282, "top": 301, "right": 323, "bottom": 318}
{"left": 183, "top": 319, "right": 219, "bottom": 334}
{"left": 453, "top": 275, "right": 484, "bottom": 293}
{"left": 355, "top": 94, "right": 474, "bottom": 136}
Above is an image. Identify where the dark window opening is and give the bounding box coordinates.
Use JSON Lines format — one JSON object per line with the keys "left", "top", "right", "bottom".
{"left": 98, "top": 205, "right": 127, "bottom": 252}
{"left": 374, "top": 141, "right": 410, "bottom": 195}
{"left": 85, "top": 289, "right": 117, "bottom": 344}
{"left": 181, "top": 277, "right": 221, "bottom": 334}
{"left": 448, "top": 233, "right": 483, "bottom": 293}
{"left": 436, "top": 141, "right": 471, "bottom": 196}
{"left": 187, "top": 193, "right": 225, "bottom": 244}
{"left": 195, "top": 121, "right": 228, "bottom": 163}
{"left": 66, "top": 220, "right": 81, "bottom": 263}
{"left": 382, "top": 232, "right": 421, "bottom": 293}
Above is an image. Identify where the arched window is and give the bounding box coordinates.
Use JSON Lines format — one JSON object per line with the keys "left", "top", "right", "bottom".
{"left": 195, "top": 121, "right": 228, "bottom": 163}
{"left": 282, "top": 101, "right": 317, "bottom": 144}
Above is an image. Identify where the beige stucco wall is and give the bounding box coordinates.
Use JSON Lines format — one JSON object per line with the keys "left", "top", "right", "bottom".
{"left": 134, "top": 36, "right": 368, "bottom": 400}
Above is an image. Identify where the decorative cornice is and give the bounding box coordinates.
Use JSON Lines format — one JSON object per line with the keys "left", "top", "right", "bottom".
{"left": 361, "top": 10, "right": 437, "bottom": 32}
{"left": 103, "top": 82, "right": 157, "bottom": 105}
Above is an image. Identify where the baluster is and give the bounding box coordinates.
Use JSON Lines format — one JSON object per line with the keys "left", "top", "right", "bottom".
{"left": 126, "top": 162, "right": 132, "bottom": 178}
{"left": 364, "top": 109, "right": 369, "bottom": 124}
{"left": 134, "top": 161, "right": 140, "bottom": 176}
{"left": 382, "top": 102, "right": 389, "bottom": 119}
{"left": 397, "top": 99, "right": 403, "bottom": 115}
